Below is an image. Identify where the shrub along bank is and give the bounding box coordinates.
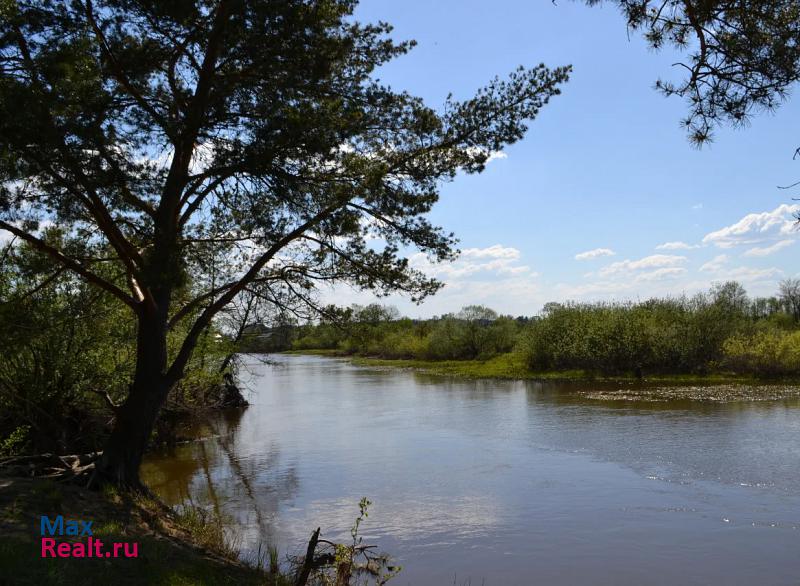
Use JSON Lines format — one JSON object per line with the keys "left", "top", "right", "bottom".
{"left": 281, "top": 282, "right": 800, "bottom": 379}
{"left": 0, "top": 239, "right": 244, "bottom": 460}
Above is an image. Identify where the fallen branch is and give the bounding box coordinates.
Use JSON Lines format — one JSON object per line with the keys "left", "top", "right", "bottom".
{"left": 0, "top": 452, "right": 102, "bottom": 483}
{"left": 294, "top": 527, "right": 320, "bottom": 586}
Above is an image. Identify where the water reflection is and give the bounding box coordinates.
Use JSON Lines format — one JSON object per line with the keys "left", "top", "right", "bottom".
{"left": 142, "top": 408, "right": 299, "bottom": 549}
{"left": 142, "top": 354, "right": 800, "bottom": 585}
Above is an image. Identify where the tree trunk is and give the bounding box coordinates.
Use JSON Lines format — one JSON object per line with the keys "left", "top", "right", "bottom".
{"left": 94, "top": 308, "right": 172, "bottom": 489}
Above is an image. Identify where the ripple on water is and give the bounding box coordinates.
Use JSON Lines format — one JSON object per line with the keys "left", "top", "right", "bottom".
{"left": 142, "top": 355, "right": 800, "bottom": 586}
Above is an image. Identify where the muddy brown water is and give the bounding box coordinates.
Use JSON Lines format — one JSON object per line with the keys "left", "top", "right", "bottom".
{"left": 142, "top": 354, "right": 800, "bottom": 585}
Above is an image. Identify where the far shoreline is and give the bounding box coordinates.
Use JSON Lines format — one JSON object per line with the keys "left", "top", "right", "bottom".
{"left": 277, "top": 350, "right": 800, "bottom": 402}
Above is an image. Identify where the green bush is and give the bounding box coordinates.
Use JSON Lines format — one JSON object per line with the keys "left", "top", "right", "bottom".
{"left": 0, "top": 239, "right": 234, "bottom": 455}
{"left": 288, "top": 284, "right": 800, "bottom": 379}
{"left": 293, "top": 323, "right": 348, "bottom": 350}
{"left": 375, "top": 329, "right": 430, "bottom": 359}
{"left": 519, "top": 293, "right": 752, "bottom": 375}
{"left": 722, "top": 329, "right": 800, "bottom": 376}
{"left": 291, "top": 305, "right": 522, "bottom": 361}
{"left": 425, "top": 314, "right": 518, "bottom": 360}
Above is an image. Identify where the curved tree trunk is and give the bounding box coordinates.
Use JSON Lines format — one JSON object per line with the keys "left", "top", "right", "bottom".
{"left": 94, "top": 380, "right": 171, "bottom": 488}
{"left": 95, "top": 306, "right": 172, "bottom": 489}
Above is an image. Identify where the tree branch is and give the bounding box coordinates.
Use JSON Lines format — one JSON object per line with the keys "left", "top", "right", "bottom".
{"left": 91, "top": 389, "right": 121, "bottom": 413}
{"left": 0, "top": 221, "right": 139, "bottom": 310}
{"left": 85, "top": 0, "right": 173, "bottom": 137}
{"left": 160, "top": 0, "right": 232, "bottom": 224}
{"left": 11, "top": 24, "right": 147, "bottom": 296}
{"left": 166, "top": 200, "right": 346, "bottom": 383}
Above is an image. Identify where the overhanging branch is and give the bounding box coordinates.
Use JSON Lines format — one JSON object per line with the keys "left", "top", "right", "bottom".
{"left": 165, "top": 200, "right": 346, "bottom": 383}
{"left": 0, "top": 221, "right": 139, "bottom": 310}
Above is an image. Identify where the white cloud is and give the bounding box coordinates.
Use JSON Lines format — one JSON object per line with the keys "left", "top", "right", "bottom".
{"left": 715, "top": 266, "right": 784, "bottom": 283}
{"left": 698, "top": 252, "right": 783, "bottom": 283}
{"left": 743, "top": 239, "right": 794, "bottom": 257}
{"left": 464, "top": 147, "right": 507, "bottom": 164}
{"left": 699, "top": 254, "right": 730, "bottom": 272}
{"left": 634, "top": 267, "right": 687, "bottom": 282}
{"left": 461, "top": 244, "right": 520, "bottom": 260}
{"left": 692, "top": 203, "right": 703, "bottom": 210}
{"left": 574, "top": 248, "right": 615, "bottom": 261}
{"left": 702, "top": 203, "right": 800, "bottom": 249}
{"left": 560, "top": 255, "right": 692, "bottom": 299}
{"left": 598, "top": 254, "right": 686, "bottom": 277}
{"left": 408, "top": 244, "right": 535, "bottom": 281}
{"left": 334, "top": 243, "right": 542, "bottom": 316}
{"left": 497, "top": 265, "right": 531, "bottom": 275}
{"left": 655, "top": 241, "right": 699, "bottom": 250}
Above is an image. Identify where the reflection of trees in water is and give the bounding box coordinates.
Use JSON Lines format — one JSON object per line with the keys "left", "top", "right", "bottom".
{"left": 142, "top": 408, "right": 299, "bottom": 553}
{"left": 515, "top": 378, "right": 800, "bottom": 493}
{"left": 205, "top": 413, "right": 300, "bottom": 549}
{"left": 385, "top": 371, "right": 800, "bottom": 493}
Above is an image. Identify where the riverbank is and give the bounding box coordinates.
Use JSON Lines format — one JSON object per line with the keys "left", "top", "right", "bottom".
{"left": 285, "top": 349, "right": 750, "bottom": 382}
{"left": 0, "top": 475, "right": 281, "bottom": 585}
{"left": 283, "top": 350, "right": 800, "bottom": 401}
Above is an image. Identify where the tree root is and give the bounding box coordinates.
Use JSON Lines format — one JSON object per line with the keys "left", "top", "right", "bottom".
{"left": 220, "top": 373, "right": 249, "bottom": 407}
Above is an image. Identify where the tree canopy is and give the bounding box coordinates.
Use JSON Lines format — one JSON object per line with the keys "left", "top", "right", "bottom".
{"left": 0, "top": 0, "right": 568, "bottom": 485}
{"left": 591, "top": 0, "right": 800, "bottom": 144}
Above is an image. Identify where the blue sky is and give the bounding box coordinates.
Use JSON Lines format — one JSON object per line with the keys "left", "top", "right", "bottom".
{"left": 325, "top": 0, "right": 800, "bottom": 317}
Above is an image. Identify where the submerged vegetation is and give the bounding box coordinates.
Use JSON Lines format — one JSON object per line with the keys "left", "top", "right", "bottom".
{"left": 274, "top": 281, "right": 800, "bottom": 380}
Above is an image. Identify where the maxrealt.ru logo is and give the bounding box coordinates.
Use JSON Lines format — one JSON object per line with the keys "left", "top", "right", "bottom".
{"left": 40, "top": 515, "right": 138, "bottom": 558}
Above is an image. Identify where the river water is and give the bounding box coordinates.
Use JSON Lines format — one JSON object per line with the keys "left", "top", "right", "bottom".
{"left": 142, "top": 354, "right": 800, "bottom": 585}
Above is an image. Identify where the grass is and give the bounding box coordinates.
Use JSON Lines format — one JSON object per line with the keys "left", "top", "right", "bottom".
{"left": 286, "top": 349, "right": 546, "bottom": 378}
{"left": 286, "top": 350, "right": 774, "bottom": 385}
{"left": 283, "top": 348, "right": 342, "bottom": 357}
{"left": 0, "top": 476, "right": 289, "bottom": 586}
{"left": 353, "top": 352, "right": 544, "bottom": 379}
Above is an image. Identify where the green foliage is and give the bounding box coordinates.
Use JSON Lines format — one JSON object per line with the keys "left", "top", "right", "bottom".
{"left": 0, "top": 239, "right": 135, "bottom": 453}
{"left": 0, "top": 240, "right": 232, "bottom": 454}
{"left": 0, "top": 425, "right": 30, "bottom": 457}
{"left": 425, "top": 314, "right": 517, "bottom": 360}
{"left": 594, "top": 0, "right": 800, "bottom": 144}
{"left": 293, "top": 323, "right": 347, "bottom": 351}
{"left": 518, "top": 283, "right": 800, "bottom": 377}
{"left": 294, "top": 283, "right": 800, "bottom": 380}
{"left": 722, "top": 329, "right": 800, "bottom": 377}
{"left": 292, "top": 304, "right": 521, "bottom": 361}
{"left": 519, "top": 293, "right": 750, "bottom": 375}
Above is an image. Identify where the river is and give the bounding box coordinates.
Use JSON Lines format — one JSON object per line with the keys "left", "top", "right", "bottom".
{"left": 142, "top": 354, "right": 800, "bottom": 585}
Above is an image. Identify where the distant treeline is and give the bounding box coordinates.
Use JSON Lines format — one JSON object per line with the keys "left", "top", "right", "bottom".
{"left": 247, "top": 280, "right": 800, "bottom": 378}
